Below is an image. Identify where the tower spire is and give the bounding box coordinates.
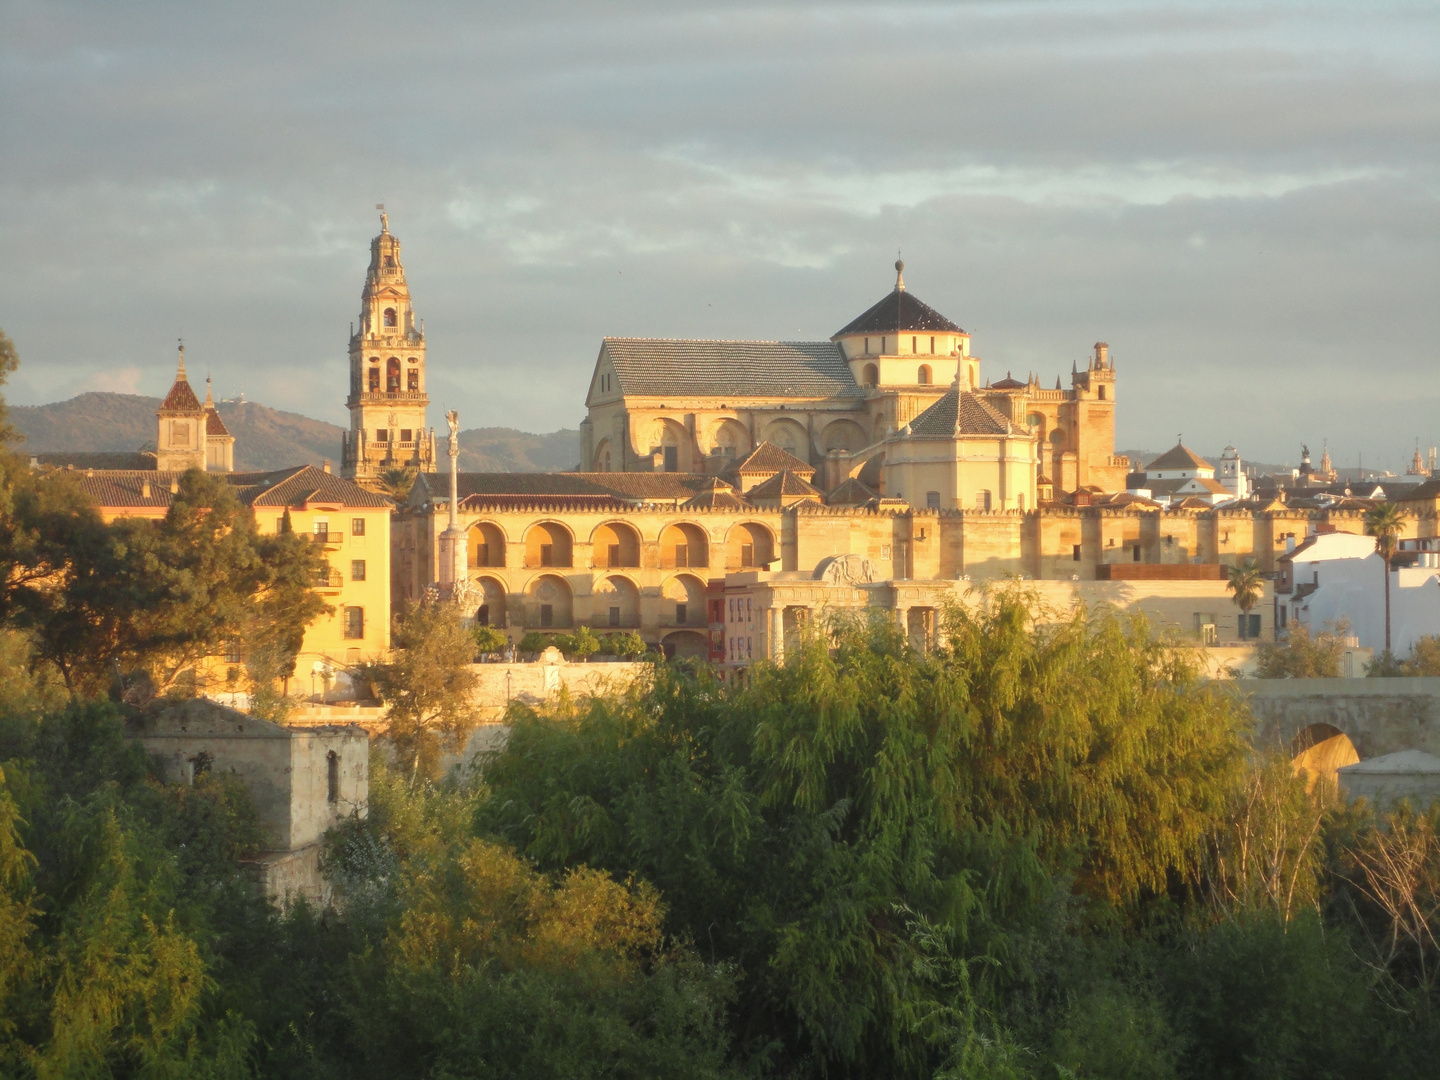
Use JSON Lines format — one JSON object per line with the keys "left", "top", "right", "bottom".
{"left": 894, "top": 256, "right": 905, "bottom": 292}
{"left": 176, "top": 339, "right": 186, "bottom": 380}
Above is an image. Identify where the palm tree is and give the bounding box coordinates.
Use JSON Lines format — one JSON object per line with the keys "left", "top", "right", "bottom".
{"left": 1226, "top": 559, "right": 1265, "bottom": 639}
{"left": 378, "top": 466, "right": 418, "bottom": 503}
{"left": 1365, "top": 502, "right": 1406, "bottom": 653}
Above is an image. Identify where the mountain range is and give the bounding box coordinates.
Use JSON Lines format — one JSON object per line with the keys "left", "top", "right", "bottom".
{"left": 10, "top": 392, "right": 580, "bottom": 473}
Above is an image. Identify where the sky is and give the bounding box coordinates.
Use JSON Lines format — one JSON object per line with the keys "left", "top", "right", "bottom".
{"left": 1, "top": 0, "right": 1437, "bottom": 469}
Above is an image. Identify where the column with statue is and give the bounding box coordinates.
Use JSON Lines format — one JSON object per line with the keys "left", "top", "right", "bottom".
{"left": 436, "top": 409, "right": 471, "bottom": 608}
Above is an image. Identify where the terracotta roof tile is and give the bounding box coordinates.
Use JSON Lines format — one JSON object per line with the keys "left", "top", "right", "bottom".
{"left": 905, "top": 387, "right": 1014, "bottom": 437}
{"left": 35, "top": 451, "right": 157, "bottom": 471}
{"left": 205, "top": 407, "right": 231, "bottom": 437}
{"left": 731, "top": 441, "right": 815, "bottom": 478}
{"left": 160, "top": 377, "right": 203, "bottom": 413}
{"left": 825, "top": 477, "right": 879, "bottom": 506}
{"left": 427, "top": 471, "right": 719, "bottom": 506}
{"left": 69, "top": 470, "right": 183, "bottom": 509}
{"left": 227, "top": 466, "right": 393, "bottom": 508}
{"left": 1144, "top": 443, "right": 1212, "bottom": 472}
{"left": 748, "top": 469, "right": 822, "bottom": 500}
{"left": 602, "top": 339, "right": 862, "bottom": 400}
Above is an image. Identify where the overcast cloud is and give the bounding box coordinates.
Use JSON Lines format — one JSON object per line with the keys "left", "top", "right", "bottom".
{"left": 2, "top": 0, "right": 1436, "bottom": 468}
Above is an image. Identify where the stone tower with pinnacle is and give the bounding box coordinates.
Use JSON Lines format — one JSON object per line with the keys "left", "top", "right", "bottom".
{"left": 341, "top": 207, "right": 436, "bottom": 482}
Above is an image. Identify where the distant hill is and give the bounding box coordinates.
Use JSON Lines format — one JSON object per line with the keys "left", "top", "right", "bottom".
{"left": 11, "top": 392, "right": 579, "bottom": 474}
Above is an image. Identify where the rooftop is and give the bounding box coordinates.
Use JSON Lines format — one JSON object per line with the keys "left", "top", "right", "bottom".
{"left": 602, "top": 339, "right": 862, "bottom": 400}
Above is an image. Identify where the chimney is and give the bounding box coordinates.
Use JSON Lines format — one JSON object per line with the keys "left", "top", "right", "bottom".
{"left": 323, "top": 459, "right": 332, "bottom": 473}
{"left": 141, "top": 481, "right": 151, "bottom": 499}
{"left": 169, "top": 477, "right": 179, "bottom": 494}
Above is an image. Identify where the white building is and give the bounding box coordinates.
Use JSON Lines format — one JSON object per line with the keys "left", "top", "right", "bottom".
{"left": 1276, "top": 528, "right": 1440, "bottom": 657}
{"left": 1126, "top": 442, "right": 1230, "bottom": 507}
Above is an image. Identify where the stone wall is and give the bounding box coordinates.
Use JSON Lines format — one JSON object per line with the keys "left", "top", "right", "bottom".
{"left": 1243, "top": 677, "right": 1440, "bottom": 760}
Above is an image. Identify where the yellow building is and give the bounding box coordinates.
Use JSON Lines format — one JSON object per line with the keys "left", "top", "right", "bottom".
{"left": 579, "top": 259, "right": 1128, "bottom": 504}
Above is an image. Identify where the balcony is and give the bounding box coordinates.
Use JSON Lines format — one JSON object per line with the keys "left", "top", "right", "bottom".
{"left": 313, "top": 568, "right": 344, "bottom": 592}
{"left": 349, "top": 391, "right": 429, "bottom": 405}
{"left": 309, "top": 531, "right": 344, "bottom": 548}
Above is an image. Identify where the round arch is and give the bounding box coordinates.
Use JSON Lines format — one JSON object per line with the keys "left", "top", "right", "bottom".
{"left": 468, "top": 522, "right": 506, "bottom": 568}
{"left": 593, "top": 574, "right": 640, "bottom": 628}
{"left": 523, "top": 521, "right": 574, "bottom": 568}
{"left": 659, "top": 521, "right": 708, "bottom": 569}
{"left": 593, "top": 438, "right": 614, "bottom": 472}
{"left": 524, "top": 574, "right": 573, "bottom": 629}
{"left": 726, "top": 521, "right": 776, "bottom": 570}
{"left": 1291, "top": 723, "right": 1360, "bottom": 793}
{"left": 917, "top": 364, "right": 932, "bottom": 385}
{"left": 821, "top": 418, "right": 868, "bottom": 454}
{"left": 861, "top": 363, "right": 879, "bottom": 388}
{"left": 662, "top": 573, "right": 707, "bottom": 627}
{"left": 762, "top": 418, "right": 809, "bottom": 462}
{"left": 705, "top": 417, "right": 752, "bottom": 469}
{"left": 473, "top": 576, "right": 508, "bottom": 628}
{"left": 641, "top": 416, "right": 693, "bottom": 473}
{"left": 662, "top": 630, "right": 709, "bottom": 661}
{"left": 591, "top": 520, "right": 641, "bottom": 568}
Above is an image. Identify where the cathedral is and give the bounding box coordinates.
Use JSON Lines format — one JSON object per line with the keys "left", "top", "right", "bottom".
{"left": 579, "top": 259, "right": 1129, "bottom": 510}
{"left": 341, "top": 208, "right": 437, "bottom": 482}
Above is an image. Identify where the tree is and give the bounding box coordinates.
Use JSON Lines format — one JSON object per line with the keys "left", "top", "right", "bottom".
{"left": 377, "top": 466, "right": 418, "bottom": 503}
{"left": 471, "top": 624, "right": 508, "bottom": 655}
{"left": 373, "top": 599, "right": 478, "bottom": 781}
{"left": 1254, "top": 621, "right": 1349, "bottom": 678}
{"left": 610, "top": 630, "right": 647, "bottom": 659}
{"left": 1366, "top": 502, "right": 1407, "bottom": 653}
{"left": 569, "top": 625, "right": 600, "bottom": 662}
{"left": 1227, "top": 559, "right": 1265, "bottom": 637}
{"left": 518, "top": 631, "right": 550, "bottom": 656}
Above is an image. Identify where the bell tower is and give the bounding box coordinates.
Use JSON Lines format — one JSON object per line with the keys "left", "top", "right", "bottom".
{"left": 341, "top": 206, "right": 436, "bottom": 482}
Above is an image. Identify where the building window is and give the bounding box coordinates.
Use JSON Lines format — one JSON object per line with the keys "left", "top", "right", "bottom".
{"left": 383, "top": 308, "right": 397, "bottom": 327}
{"left": 327, "top": 751, "right": 339, "bottom": 804}
{"left": 375, "top": 429, "right": 389, "bottom": 443}
{"left": 540, "top": 604, "right": 554, "bottom": 628}
{"left": 313, "top": 519, "right": 330, "bottom": 540}
{"left": 1239, "top": 613, "right": 1262, "bottom": 640}
{"left": 1098, "top": 385, "right": 1106, "bottom": 400}
{"left": 384, "top": 254, "right": 395, "bottom": 268}
{"left": 1279, "top": 607, "right": 1288, "bottom": 629}
{"left": 408, "top": 371, "right": 419, "bottom": 391}
{"left": 387, "top": 358, "right": 401, "bottom": 391}
{"left": 1073, "top": 544, "right": 1081, "bottom": 561}
{"left": 926, "top": 491, "right": 941, "bottom": 509}
{"left": 864, "top": 337, "right": 870, "bottom": 354}
{"left": 223, "top": 640, "right": 241, "bottom": 664}
{"left": 929, "top": 335, "right": 935, "bottom": 354}
{"left": 975, "top": 490, "right": 992, "bottom": 511}
{"left": 400, "top": 429, "right": 412, "bottom": 443}
{"left": 676, "top": 602, "right": 687, "bottom": 625}
{"left": 352, "top": 518, "right": 366, "bottom": 536}
{"left": 607, "top": 543, "right": 620, "bottom": 567}
{"left": 674, "top": 543, "right": 689, "bottom": 568}
{"left": 1132, "top": 544, "right": 1141, "bottom": 562}
{"left": 918, "top": 364, "right": 932, "bottom": 385}
{"left": 740, "top": 544, "right": 754, "bottom": 568}
{"left": 862, "top": 363, "right": 878, "bottom": 387}
{"left": 540, "top": 544, "right": 553, "bottom": 567}
{"left": 351, "top": 559, "right": 366, "bottom": 581}
{"left": 344, "top": 607, "right": 364, "bottom": 639}
{"left": 911, "top": 335, "right": 917, "bottom": 353}
{"left": 609, "top": 606, "right": 620, "bottom": 627}
{"left": 663, "top": 446, "right": 678, "bottom": 473}
{"left": 475, "top": 542, "right": 489, "bottom": 566}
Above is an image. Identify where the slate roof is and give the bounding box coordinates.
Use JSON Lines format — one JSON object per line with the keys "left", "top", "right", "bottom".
{"left": 731, "top": 441, "right": 815, "bottom": 478}
{"left": 833, "top": 286, "right": 963, "bottom": 337}
{"left": 602, "top": 339, "right": 862, "bottom": 400}
{"left": 160, "top": 377, "right": 203, "bottom": 413}
{"left": 905, "top": 387, "right": 1014, "bottom": 437}
{"left": 1144, "top": 443, "right": 1212, "bottom": 472}
{"left": 825, "top": 477, "right": 879, "bottom": 507}
{"left": 748, "top": 469, "right": 823, "bottom": 501}
{"left": 227, "top": 466, "right": 393, "bottom": 509}
{"left": 34, "top": 451, "right": 157, "bottom": 471}
{"left": 989, "top": 372, "right": 1026, "bottom": 390}
{"left": 69, "top": 470, "right": 183, "bottom": 509}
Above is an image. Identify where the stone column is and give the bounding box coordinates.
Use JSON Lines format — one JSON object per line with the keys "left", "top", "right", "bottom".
{"left": 769, "top": 606, "right": 783, "bottom": 662}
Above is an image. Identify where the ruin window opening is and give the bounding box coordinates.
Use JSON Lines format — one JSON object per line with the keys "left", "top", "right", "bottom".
{"left": 327, "top": 751, "right": 339, "bottom": 803}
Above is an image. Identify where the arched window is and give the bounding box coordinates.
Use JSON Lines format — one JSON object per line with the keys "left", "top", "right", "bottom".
{"left": 862, "top": 363, "right": 879, "bottom": 388}
{"left": 407, "top": 369, "right": 419, "bottom": 391}
{"left": 917, "top": 364, "right": 932, "bottom": 385}
{"left": 383, "top": 255, "right": 395, "bottom": 268}
{"left": 386, "top": 358, "right": 400, "bottom": 392}
{"left": 1098, "top": 384, "right": 1106, "bottom": 400}
{"left": 383, "top": 308, "right": 397, "bottom": 327}
{"left": 368, "top": 366, "right": 380, "bottom": 392}
{"left": 604, "top": 451, "right": 612, "bottom": 471}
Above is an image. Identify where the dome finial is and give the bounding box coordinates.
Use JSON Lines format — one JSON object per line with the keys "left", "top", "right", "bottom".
{"left": 176, "top": 339, "right": 186, "bottom": 380}
{"left": 894, "top": 252, "right": 905, "bottom": 292}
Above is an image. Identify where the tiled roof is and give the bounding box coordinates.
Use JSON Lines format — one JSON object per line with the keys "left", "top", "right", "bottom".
{"left": 748, "top": 469, "right": 823, "bottom": 500}
{"left": 460, "top": 494, "right": 633, "bottom": 512}
{"left": 989, "top": 372, "right": 1026, "bottom": 390}
{"left": 205, "top": 407, "right": 231, "bottom": 437}
{"left": 70, "top": 470, "right": 183, "bottom": 509}
{"left": 682, "top": 478, "right": 750, "bottom": 510}
{"left": 34, "top": 451, "right": 157, "bottom": 471}
{"left": 227, "top": 466, "right": 393, "bottom": 509}
{"left": 1171, "top": 496, "right": 1214, "bottom": 509}
{"left": 602, "top": 339, "right": 862, "bottom": 400}
{"left": 160, "top": 377, "right": 203, "bottom": 413}
{"left": 731, "top": 441, "right": 815, "bottom": 478}
{"left": 825, "top": 477, "right": 879, "bottom": 506}
{"left": 1144, "top": 443, "right": 1212, "bottom": 472}
{"left": 428, "top": 471, "right": 719, "bottom": 506}
{"left": 833, "top": 287, "right": 963, "bottom": 337}
{"left": 1398, "top": 479, "right": 1440, "bottom": 502}
{"left": 905, "top": 387, "right": 1014, "bottom": 437}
